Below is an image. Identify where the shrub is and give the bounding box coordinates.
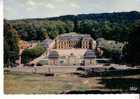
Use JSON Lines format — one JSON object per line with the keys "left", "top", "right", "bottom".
{"left": 21, "top": 44, "right": 46, "bottom": 64}
{"left": 36, "top": 63, "right": 42, "bottom": 66}
{"left": 77, "top": 67, "right": 85, "bottom": 71}
{"left": 96, "top": 38, "right": 124, "bottom": 62}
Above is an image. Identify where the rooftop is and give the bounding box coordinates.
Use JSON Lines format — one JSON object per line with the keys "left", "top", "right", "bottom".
{"left": 84, "top": 50, "right": 96, "bottom": 59}
{"left": 48, "top": 51, "right": 59, "bottom": 59}
{"left": 42, "top": 38, "right": 53, "bottom": 48}
{"left": 57, "top": 32, "right": 92, "bottom": 41}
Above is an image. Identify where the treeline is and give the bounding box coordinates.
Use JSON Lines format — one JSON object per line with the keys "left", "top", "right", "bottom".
{"left": 6, "top": 11, "right": 140, "bottom": 42}
{"left": 8, "top": 20, "right": 74, "bottom": 40}
{"left": 78, "top": 20, "right": 131, "bottom": 41}
{"left": 49, "top": 11, "right": 140, "bottom": 22}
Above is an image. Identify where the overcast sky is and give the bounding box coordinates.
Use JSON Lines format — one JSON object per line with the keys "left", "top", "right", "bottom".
{"left": 4, "top": 0, "right": 140, "bottom": 20}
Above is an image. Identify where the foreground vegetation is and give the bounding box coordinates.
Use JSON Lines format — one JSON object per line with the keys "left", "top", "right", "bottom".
{"left": 4, "top": 72, "right": 102, "bottom": 94}
{"left": 4, "top": 22, "right": 19, "bottom": 67}
{"left": 4, "top": 71, "right": 140, "bottom": 94}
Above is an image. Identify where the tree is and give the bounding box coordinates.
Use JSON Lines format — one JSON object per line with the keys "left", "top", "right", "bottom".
{"left": 122, "top": 43, "right": 128, "bottom": 62}
{"left": 4, "top": 21, "right": 19, "bottom": 67}
{"left": 127, "top": 20, "right": 140, "bottom": 64}
{"left": 96, "top": 38, "right": 124, "bottom": 61}
{"left": 36, "top": 27, "right": 47, "bottom": 40}
{"left": 21, "top": 43, "right": 46, "bottom": 64}
{"left": 73, "top": 17, "right": 80, "bottom": 33}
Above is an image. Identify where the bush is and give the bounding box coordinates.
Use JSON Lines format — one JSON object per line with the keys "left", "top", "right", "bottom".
{"left": 96, "top": 38, "right": 124, "bottom": 62}
{"left": 21, "top": 44, "right": 46, "bottom": 64}
{"left": 84, "top": 69, "right": 140, "bottom": 77}
{"left": 108, "top": 67, "right": 116, "bottom": 70}
{"left": 44, "top": 73, "right": 54, "bottom": 76}
{"left": 77, "top": 67, "right": 85, "bottom": 71}
{"left": 36, "top": 63, "right": 42, "bottom": 66}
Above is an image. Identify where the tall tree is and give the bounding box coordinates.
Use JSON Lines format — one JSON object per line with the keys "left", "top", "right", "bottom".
{"left": 73, "top": 16, "right": 80, "bottom": 33}
{"left": 127, "top": 20, "right": 140, "bottom": 64}
{"left": 4, "top": 21, "right": 19, "bottom": 67}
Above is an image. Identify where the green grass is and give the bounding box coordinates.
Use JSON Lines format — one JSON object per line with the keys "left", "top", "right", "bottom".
{"left": 4, "top": 72, "right": 101, "bottom": 94}
{"left": 4, "top": 71, "right": 140, "bottom": 94}
{"left": 76, "top": 86, "right": 89, "bottom": 91}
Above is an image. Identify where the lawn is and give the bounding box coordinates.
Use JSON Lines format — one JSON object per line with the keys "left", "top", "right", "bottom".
{"left": 4, "top": 71, "right": 140, "bottom": 94}
{"left": 4, "top": 71, "right": 103, "bottom": 94}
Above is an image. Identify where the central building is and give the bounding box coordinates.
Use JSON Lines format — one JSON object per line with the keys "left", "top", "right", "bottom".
{"left": 47, "top": 33, "right": 96, "bottom": 66}
{"left": 54, "top": 33, "right": 95, "bottom": 49}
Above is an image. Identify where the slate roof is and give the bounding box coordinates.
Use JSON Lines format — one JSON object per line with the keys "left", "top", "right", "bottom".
{"left": 42, "top": 38, "right": 52, "bottom": 48}
{"left": 84, "top": 50, "right": 96, "bottom": 59}
{"left": 57, "top": 33, "right": 92, "bottom": 41}
{"left": 48, "top": 51, "right": 59, "bottom": 59}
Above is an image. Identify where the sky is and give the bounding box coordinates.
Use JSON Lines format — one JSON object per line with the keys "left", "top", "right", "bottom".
{"left": 4, "top": 0, "right": 140, "bottom": 20}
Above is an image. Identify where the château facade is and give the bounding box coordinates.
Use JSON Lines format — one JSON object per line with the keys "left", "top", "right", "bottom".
{"left": 54, "top": 33, "right": 95, "bottom": 49}
{"left": 44, "top": 33, "right": 97, "bottom": 66}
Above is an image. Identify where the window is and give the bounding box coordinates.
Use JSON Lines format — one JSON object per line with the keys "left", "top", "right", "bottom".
{"left": 60, "top": 60, "right": 64, "bottom": 64}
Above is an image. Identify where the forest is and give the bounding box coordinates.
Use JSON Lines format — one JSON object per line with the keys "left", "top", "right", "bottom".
{"left": 6, "top": 11, "right": 140, "bottom": 42}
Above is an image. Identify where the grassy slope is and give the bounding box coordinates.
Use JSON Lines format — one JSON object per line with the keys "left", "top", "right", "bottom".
{"left": 4, "top": 72, "right": 140, "bottom": 94}
{"left": 4, "top": 72, "right": 103, "bottom": 94}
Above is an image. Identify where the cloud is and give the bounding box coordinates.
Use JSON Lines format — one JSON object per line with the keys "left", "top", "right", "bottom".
{"left": 136, "top": 0, "right": 140, "bottom": 2}
{"left": 45, "top": 3, "right": 55, "bottom": 9}
{"left": 54, "top": 0, "right": 65, "bottom": 2}
{"left": 4, "top": 0, "right": 140, "bottom": 19}
{"left": 106, "top": 0, "right": 140, "bottom": 12}
{"left": 26, "top": 0, "right": 36, "bottom": 6}
{"left": 26, "top": 1, "right": 55, "bottom": 9}
{"left": 70, "top": 3, "right": 80, "bottom": 9}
